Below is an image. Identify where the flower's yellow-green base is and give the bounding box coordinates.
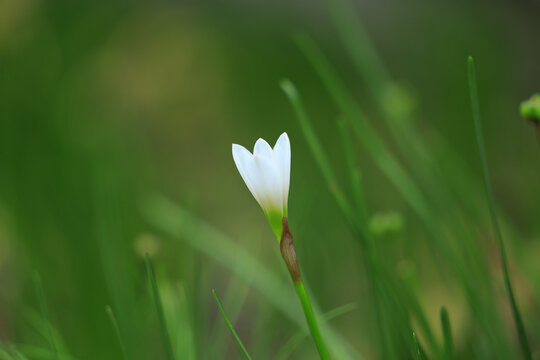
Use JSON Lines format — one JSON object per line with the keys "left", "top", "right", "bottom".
{"left": 265, "top": 208, "right": 286, "bottom": 241}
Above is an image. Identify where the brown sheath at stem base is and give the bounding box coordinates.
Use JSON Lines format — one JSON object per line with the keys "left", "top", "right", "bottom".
{"left": 280, "top": 217, "right": 301, "bottom": 284}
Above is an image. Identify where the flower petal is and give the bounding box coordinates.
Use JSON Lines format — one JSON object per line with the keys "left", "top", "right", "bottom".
{"left": 253, "top": 138, "right": 273, "bottom": 159}
{"left": 232, "top": 133, "right": 291, "bottom": 218}
{"left": 232, "top": 144, "right": 262, "bottom": 205}
{"left": 244, "top": 152, "right": 283, "bottom": 213}
{"left": 272, "top": 132, "right": 291, "bottom": 209}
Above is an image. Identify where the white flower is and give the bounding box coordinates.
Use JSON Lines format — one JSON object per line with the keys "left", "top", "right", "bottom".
{"left": 232, "top": 132, "right": 291, "bottom": 239}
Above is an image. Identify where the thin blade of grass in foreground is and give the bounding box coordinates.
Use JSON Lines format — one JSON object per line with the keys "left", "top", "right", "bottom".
{"left": 33, "top": 272, "right": 58, "bottom": 360}
{"left": 0, "top": 345, "right": 15, "bottom": 360}
{"left": 0, "top": 346, "right": 30, "bottom": 360}
{"left": 212, "top": 290, "right": 252, "bottom": 360}
{"left": 467, "top": 56, "right": 532, "bottom": 360}
{"left": 11, "top": 345, "right": 76, "bottom": 360}
{"left": 210, "top": 274, "right": 253, "bottom": 358}
{"left": 440, "top": 307, "right": 453, "bottom": 360}
{"left": 12, "top": 350, "right": 30, "bottom": 360}
{"left": 412, "top": 332, "right": 422, "bottom": 360}
{"left": 145, "top": 254, "right": 176, "bottom": 360}
{"left": 105, "top": 306, "right": 128, "bottom": 360}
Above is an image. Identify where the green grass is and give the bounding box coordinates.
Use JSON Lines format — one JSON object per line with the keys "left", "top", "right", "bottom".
{"left": 0, "top": 0, "right": 537, "bottom": 359}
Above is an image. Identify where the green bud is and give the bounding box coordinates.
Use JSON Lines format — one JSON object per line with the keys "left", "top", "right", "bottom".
{"left": 381, "top": 83, "right": 416, "bottom": 119}
{"left": 519, "top": 94, "right": 540, "bottom": 124}
{"left": 369, "top": 211, "right": 404, "bottom": 237}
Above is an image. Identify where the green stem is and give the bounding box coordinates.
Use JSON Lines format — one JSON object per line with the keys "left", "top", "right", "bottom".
{"left": 294, "top": 282, "right": 330, "bottom": 360}
{"left": 467, "top": 56, "right": 532, "bottom": 360}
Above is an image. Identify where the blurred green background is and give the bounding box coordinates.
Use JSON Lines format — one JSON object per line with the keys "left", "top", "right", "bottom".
{"left": 0, "top": 0, "right": 539, "bottom": 359}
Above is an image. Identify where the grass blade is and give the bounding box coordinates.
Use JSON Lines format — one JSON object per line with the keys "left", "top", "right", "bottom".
{"left": 145, "top": 254, "right": 176, "bottom": 360}
{"left": 412, "top": 331, "right": 423, "bottom": 360}
{"left": 0, "top": 344, "right": 15, "bottom": 360}
{"left": 210, "top": 276, "right": 253, "bottom": 358}
{"left": 105, "top": 306, "right": 128, "bottom": 360}
{"left": 337, "top": 118, "right": 367, "bottom": 221}
{"left": 467, "top": 56, "right": 532, "bottom": 360}
{"left": 440, "top": 307, "right": 453, "bottom": 359}
{"left": 212, "top": 289, "right": 252, "bottom": 360}
{"left": 33, "top": 272, "right": 58, "bottom": 360}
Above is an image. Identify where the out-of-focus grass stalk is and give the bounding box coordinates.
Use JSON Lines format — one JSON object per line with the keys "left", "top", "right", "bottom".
{"left": 212, "top": 290, "right": 252, "bottom": 360}
{"left": 172, "top": 283, "right": 198, "bottom": 360}
{"left": 145, "top": 254, "right": 176, "bottom": 360}
{"left": 0, "top": 346, "right": 31, "bottom": 360}
{"left": 336, "top": 119, "right": 399, "bottom": 358}
{"left": 105, "top": 306, "right": 128, "bottom": 360}
{"left": 10, "top": 345, "right": 74, "bottom": 360}
{"left": 337, "top": 118, "right": 367, "bottom": 222}
{"left": 337, "top": 119, "right": 438, "bottom": 355}
{"left": 412, "top": 332, "right": 423, "bottom": 360}
{"left": 33, "top": 273, "right": 58, "bottom": 360}
{"left": 440, "top": 307, "right": 453, "bottom": 360}
{"left": 467, "top": 57, "right": 532, "bottom": 360}
{"left": 338, "top": 118, "right": 442, "bottom": 358}
{"left": 0, "top": 345, "right": 17, "bottom": 360}
{"left": 13, "top": 350, "right": 30, "bottom": 360}
{"left": 390, "top": 270, "right": 439, "bottom": 355}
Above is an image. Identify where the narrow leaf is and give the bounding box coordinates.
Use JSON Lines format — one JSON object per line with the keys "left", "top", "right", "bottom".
{"left": 467, "top": 56, "right": 532, "bottom": 360}
{"left": 106, "top": 306, "right": 128, "bottom": 360}
{"left": 145, "top": 254, "right": 176, "bottom": 360}
{"left": 33, "top": 272, "right": 58, "bottom": 360}
{"left": 212, "top": 290, "right": 252, "bottom": 360}
{"left": 440, "top": 307, "right": 453, "bottom": 359}
{"left": 412, "top": 331, "right": 423, "bottom": 360}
